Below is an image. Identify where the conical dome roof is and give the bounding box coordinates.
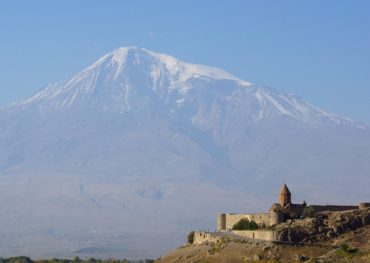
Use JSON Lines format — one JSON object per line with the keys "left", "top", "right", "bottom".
{"left": 280, "top": 184, "right": 291, "bottom": 195}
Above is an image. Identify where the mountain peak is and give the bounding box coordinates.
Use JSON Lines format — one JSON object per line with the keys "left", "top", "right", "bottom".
{"left": 12, "top": 47, "right": 252, "bottom": 112}
{"left": 96, "top": 46, "right": 141, "bottom": 66}
{"left": 7, "top": 47, "right": 365, "bottom": 129}
{"left": 90, "top": 46, "right": 251, "bottom": 85}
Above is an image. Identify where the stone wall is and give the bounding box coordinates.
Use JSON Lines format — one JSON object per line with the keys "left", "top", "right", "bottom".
{"left": 232, "top": 230, "right": 278, "bottom": 241}
{"left": 193, "top": 232, "right": 225, "bottom": 245}
{"left": 217, "top": 213, "right": 226, "bottom": 230}
{"left": 359, "top": 203, "right": 370, "bottom": 209}
{"left": 218, "top": 212, "right": 282, "bottom": 230}
{"left": 310, "top": 205, "right": 358, "bottom": 213}
{"left": 223, "top": 214, "right": 245, "bottom": 230}
{"left": 193, "top": 230, "right": 278, "bottom": 245}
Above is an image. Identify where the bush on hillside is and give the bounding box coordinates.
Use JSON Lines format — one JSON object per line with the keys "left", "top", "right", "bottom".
{"left": 232, "top": 218, "right": 258, "bottom": 230}
{"left": 302, "top": 206, "right": 316, "bottom": 218}
{"left": 187, "top": 231, "right": 195, "bottom": 244}
{"left": 336, "top": 243, "right": 359, "bottom": 259}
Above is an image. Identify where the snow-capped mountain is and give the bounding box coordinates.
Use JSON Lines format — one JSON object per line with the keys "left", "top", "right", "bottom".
{"left": 10, "top": 47, "right": 360, "bottom": 127}
{"left": 0, "top": 47, "right": 369, "bottom": 259}
{"left": 13, "top": 47, "right": 250, "bottom": 112}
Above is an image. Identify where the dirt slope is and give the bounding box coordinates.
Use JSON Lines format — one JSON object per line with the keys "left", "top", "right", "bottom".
{"left": 157, "top": 216, "right": 370, "bottom": 263}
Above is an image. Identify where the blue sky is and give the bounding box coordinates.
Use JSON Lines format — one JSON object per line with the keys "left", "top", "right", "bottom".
{"left": 1, "top": 1, "right": 369, "bottom": 122}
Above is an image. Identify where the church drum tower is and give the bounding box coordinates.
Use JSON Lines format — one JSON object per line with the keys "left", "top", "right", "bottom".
{"left": 279, "top": 184, "right": 291, "bottom": 208}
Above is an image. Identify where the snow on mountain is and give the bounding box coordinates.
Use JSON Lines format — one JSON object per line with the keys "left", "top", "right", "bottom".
{"left": 0, "top": 47, "right": 369, "bottom": 259}
{"left": 14, "top": 47, "right": 249, "bottom": 111}
{"left": 10, "top": 47, "right": 363, "bottom": 129}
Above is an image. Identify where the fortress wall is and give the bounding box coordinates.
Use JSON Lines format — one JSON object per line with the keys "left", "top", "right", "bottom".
{"left": 232, "top": 230, "right": 278, "bottom": 241}
{"left": 358, "top": 203, "right": 370, "bottom": 209}
{"left": 270, "top": 212, "right": 284, "bottom": 225}
{"left": 224, "top": 213, "right": 274, "bottom": 230}
{"left": 193, "top": 230, "right": 278, "bottom": 245}
{"left": 217, "top": 214, "right": 226, "bottom": 230}
{"left": 310, "top": 205, "right": 358, "bottom": 213}
{"left": 246, "top": 213, "right": 273, "bottom": 226}
{"left": 193, "top": 232, "right": 224, "bottom": 245}
{"left": 224, "top": 214, "right": 245, "bottom": 230}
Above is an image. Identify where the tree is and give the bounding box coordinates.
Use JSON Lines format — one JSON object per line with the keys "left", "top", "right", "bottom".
{"left": 187, "top": 231, "right": 195, "bottom": 244}
{"left": 302, "top": 206, "right": 316, "bottom": 218}
{"left": 232, "top": 218, "right": 258, "bottom": 230}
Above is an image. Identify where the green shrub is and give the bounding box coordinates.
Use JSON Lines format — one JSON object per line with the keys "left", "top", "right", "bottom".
{"left": 187, "top": 231, "right": 195, "bottom": 244}
{"left": 232, "top": 218, "right": 258, "bottom": 230}
{"left": 0, "top": 257, "right": 33, "bottom": 263}
{"left": 302, "top": 206, "right": 316, "bottom": 218}
{"left": 336, "top": 243, "right": 359, "bottom": 259}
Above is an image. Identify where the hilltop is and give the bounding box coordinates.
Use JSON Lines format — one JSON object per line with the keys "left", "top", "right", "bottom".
{"left": 157, "top": 209, "right": 370, "bottom": 262}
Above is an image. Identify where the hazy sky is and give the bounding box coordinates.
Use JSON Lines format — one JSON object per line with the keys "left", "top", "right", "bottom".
{"left": 1, "top": 1, "right": 369, "bottom": 122}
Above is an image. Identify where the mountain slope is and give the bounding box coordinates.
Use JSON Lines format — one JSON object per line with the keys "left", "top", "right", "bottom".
{"left": 0, "top": 47, "right": 369, "bottom": 259}
{"left": 9, "top": 47, "right": 360, "bottom": 127}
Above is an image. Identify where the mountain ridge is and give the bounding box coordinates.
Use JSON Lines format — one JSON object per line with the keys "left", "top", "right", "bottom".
{"left": 6, "top": 47, "right": 365, "bottom": 129}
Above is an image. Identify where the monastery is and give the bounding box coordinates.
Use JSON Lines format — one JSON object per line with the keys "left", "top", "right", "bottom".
{"left": 217, "top": 184, "right": 369, "bottom": 231}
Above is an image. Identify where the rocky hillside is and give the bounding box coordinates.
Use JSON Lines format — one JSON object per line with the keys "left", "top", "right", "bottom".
{"left": 276, "top": 208, "right": 370, "bottom": 244}
{"left": 157, "top": 209, "right": 370, "bottom": 262}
